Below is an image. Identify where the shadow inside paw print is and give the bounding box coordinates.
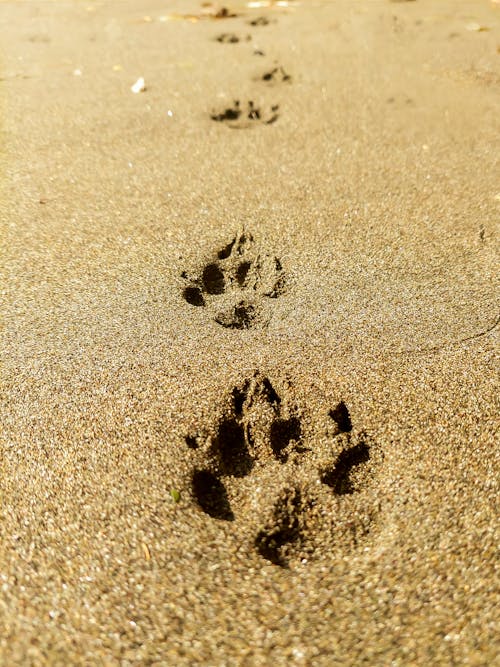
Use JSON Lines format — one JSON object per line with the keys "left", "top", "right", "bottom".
{"left": 254, "top": 487, "right": 308, "bottom": 566}
{"left": 210, "top": 100, "right": 279, "bottom": 127}
{"left": 181, "top": 232, "right": 285, "bottom": 329}
{"left": 185, "top": 374, "right": 384, "bottom": 567}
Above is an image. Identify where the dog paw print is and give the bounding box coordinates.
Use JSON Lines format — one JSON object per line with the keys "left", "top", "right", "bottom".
{"left": 258, "top": 65, "right": 292, "bottom": 84}
{"left": 210, "top": 100, "right": 279, "bottom": 127}
{"left": 215, "top": 32, "right": 251, "bottom": 43}
{"left": 181, "top": 232, "right": 285, "bottom": 329}
{"left": 185, "top": 374, "right": 384, "bottom": 567}
{"left": 248, "top": 16, "right": 272, "bottom": 27}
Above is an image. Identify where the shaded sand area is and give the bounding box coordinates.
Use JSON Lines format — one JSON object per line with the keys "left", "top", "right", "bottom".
{"left": 1, "top": 0, "right": 499, "bottom": 663}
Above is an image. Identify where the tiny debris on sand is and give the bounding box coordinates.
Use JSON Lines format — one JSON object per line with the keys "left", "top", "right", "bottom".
{"left": 131, "top": 76, "right": 146, "bottom": 93}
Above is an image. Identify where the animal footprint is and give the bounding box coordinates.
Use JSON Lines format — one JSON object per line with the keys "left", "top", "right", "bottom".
{"left": 259, "top": 65, "right": 292, "bottom": 84}
{"left": 215, "top": 32, "right": 251, "bottom": 43}
{"left": 185, "top": 373, "right": 384, "bottom": 567}
{"left": 181, "top": 232, "right": 285, "bottom": 329}
{"left": 210, "top": 100, "right": 279, "bottom": 127}
{"left": 248, "top": 16, "right": 271, "bottom": 27}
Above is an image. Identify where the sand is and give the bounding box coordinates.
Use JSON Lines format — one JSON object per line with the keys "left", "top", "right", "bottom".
{"left": 1, "top": 0, "right": 499, "bottom": 664}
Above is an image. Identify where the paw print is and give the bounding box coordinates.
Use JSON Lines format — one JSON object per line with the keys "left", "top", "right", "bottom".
{"left": 185, "top": 373, "right": 384, "bottom": 567}
{"left": 210, "top": 100, "right": 280, "bottom": 127}
{"left": 181, "top": 232, "right": 285, "bottom": 329}
{"left": 215, "top": 33, "right": 251, "bottom": 44}
{"left": 258, "top": 65, "right": 292, "bottom": 84}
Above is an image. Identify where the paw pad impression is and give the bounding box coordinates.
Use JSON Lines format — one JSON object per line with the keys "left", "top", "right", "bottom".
{"left": 181, "top": 232, "right": 285, "bottom": 329}
{"left": 185, "top": 374, "right": 384, "bottom": 567}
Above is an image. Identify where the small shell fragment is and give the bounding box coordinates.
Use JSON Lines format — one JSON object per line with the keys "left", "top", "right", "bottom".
{"left": 131, "top": 77, "right": 146, "bottom": 93}
{"left": 465, "top": 22, "right": 489, "bottom": 32}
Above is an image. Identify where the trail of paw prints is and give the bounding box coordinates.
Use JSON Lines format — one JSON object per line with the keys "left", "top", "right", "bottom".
{"left": 181, "top": 232, "right": 285, "bottom": 330}
{"left": 213, "top": 14, "right": 272, "bottom": 43}
{"left": 211, "top": 11, "right": 292, "bottom": 126}
{"left": 184, "top": 373, "right": 384, "bottom": 568}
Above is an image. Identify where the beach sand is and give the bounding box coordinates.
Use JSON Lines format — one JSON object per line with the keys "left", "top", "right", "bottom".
{"left": 1, "top": 0, "right": 499, "bottom": 663}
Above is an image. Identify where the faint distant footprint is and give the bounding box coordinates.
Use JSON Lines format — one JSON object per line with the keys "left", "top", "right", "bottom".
{"left": 256, "top": 65, "right": 292, "bottom": 84}
{"left": 215, "top": 32, "right": 251, "bottom": 43}
{"left": 181, "top": 232, "right": 285, "bottom": 329}
{"left": 210, "top": 100, "right": 279, "bottom": 128}
{"left": 185, "top": 373, "right": 384, "bottom": 567}
{"left": 248, "top": 16, "right": 272, "bottom": 27}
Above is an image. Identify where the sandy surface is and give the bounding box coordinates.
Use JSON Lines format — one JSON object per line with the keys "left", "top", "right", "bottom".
{"left": 1, "top": 0, "right": 499, "bottom": 664}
